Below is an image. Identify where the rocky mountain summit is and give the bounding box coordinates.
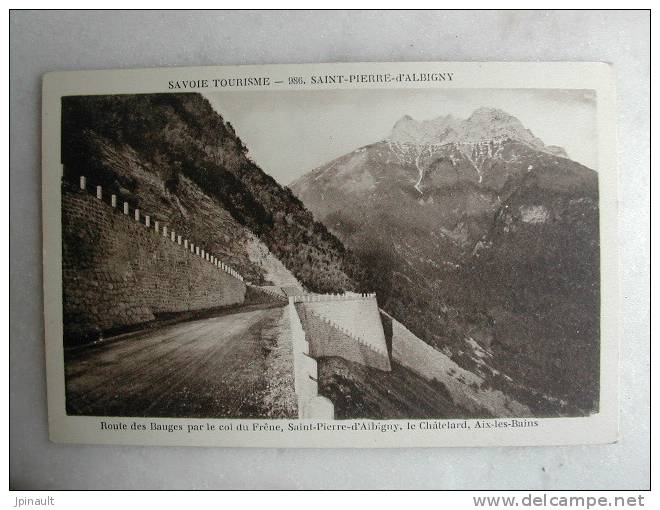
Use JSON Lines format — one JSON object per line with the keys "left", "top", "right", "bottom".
{"left": 292, "top": 108, "right": 599, "bottom": 416}
{"left": 389, "top": 108, "right": 551, "bottom": 150}
{"left": 385, "top": 108, "right": 570, "bottom": 192}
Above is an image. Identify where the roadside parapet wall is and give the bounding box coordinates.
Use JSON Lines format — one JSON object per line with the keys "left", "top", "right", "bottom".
{"left": 294, "top": 294, "right": 391, "bottom": 372}
{"left": 291, "top": 292, "right": 376, "bottom": 303}
{"left": 295, "top": 294, "right": 389, "bottom": 361}
{"left": 77, "top": 176, "right": 245, "bottom": 281}
{"left": 287, "top": 300, "right": 335, "bottom": 419}
{"left": 296, "top": 306, "right": 391, "bottom": 371}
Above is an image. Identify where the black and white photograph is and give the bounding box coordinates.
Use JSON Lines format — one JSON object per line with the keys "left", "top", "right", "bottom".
{"left": 59, "top": 84, "right": 600, "bottom": 422}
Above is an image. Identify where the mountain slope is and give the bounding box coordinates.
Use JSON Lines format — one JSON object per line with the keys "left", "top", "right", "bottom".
{"left": 61, "top": 93, "right": 366, "bottom": 293}
{"left": 291, "top": 109, "right": 600, "bottom": 415}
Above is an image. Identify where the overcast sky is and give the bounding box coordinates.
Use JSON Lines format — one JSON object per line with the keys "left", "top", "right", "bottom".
{"left": 206, "top": 88, "right": 597, "bottom": 186}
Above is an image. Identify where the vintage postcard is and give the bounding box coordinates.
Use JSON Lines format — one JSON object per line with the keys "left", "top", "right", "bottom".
{"left": 42, "top": 62, "right": 618, "bottom": 447}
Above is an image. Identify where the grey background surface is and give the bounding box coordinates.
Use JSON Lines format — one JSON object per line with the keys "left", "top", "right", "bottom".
{"left": 10, "top": 10, "right": 650, "bottom": 490}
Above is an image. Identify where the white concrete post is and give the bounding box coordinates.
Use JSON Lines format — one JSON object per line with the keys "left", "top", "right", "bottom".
{"left": 162, "top": 226, "right": 167, "bottom": 237}
{"left": 96, "top": 185, "right": 102, "bottom": 199}
{"left": 171, "top": 231, "right": 175, "bottom": 242}
{"left": 79, "top": 176, "right": 86, "bottom": 190}
{"left": 145, "top": 215, "right": 150, "bottom": 227}
{"left": 184, "top": 240, "right": 188, "bottom": 249}
{"left": 196, "top": 246, "right": 200, "bottom": 256}
{"left": 123, "top": 202, "right": 129, "bottom": 215}
{"left": 111, "top": 194, "right": 117, "bottom": 208}
{"left": 134, "top": 209, "right": 140, "bottom": 222}
{"left": 154, "top": 221, "right": 159, "bottom": 233}
{"left": 177, "top": 235, "right": 182, "bottom": 245}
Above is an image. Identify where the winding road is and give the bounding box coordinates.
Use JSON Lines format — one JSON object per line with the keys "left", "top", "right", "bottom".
{"left": 64, "top": 304, "right": 295, "bottom": 419}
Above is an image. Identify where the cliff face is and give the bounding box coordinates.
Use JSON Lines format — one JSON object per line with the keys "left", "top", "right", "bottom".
{"left": 292, "top": 109, "right": 600, "bottom": 415}
{"left": 61, "top": 93, "right": 365, "bottom": 294}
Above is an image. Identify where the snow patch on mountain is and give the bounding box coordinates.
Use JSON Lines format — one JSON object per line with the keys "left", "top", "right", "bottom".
{"left": 388, "top": 107, "right": 567, "bottom": 160}
{"left": 520, "top": 205, "right": 550, "bottom": 224}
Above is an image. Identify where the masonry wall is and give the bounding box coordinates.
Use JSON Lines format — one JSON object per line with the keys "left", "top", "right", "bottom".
{"left": 295, "top": 304, "right": 391, "bottom": 371}
{"left": 287, "top": 302, "right": 334, "bottom": 419}
{"left": 62, "top": 186, "right": 246, "bottom": 344}
{"left": 297, "top": 296, "right": 389, "bottom": 357}
{"left": 244, "top": 285, "right": 287, "bottom": 305}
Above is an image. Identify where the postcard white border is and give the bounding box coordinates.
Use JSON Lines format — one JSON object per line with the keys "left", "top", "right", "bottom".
{"left": 42, "top": 62, "right": 618, "bottom": 448}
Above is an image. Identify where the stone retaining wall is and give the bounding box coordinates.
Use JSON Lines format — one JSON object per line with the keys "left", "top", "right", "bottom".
{"left": 62, "top": 181, "right": 246, "bottom": 344}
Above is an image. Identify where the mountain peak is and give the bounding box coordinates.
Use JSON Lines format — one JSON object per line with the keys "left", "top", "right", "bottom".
{"left": 388, "top": 108, "right": 550, "bottom": 152}
{"left": 389, "top": 114, "right": 460, "bottom": 145}
{"left": 468, "top": 106, "right": 512, "bottom": 119}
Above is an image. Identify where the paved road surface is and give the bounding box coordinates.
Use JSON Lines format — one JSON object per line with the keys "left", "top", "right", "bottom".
{"left": 65, "top": 305, "right": 294, "bottom": 418}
